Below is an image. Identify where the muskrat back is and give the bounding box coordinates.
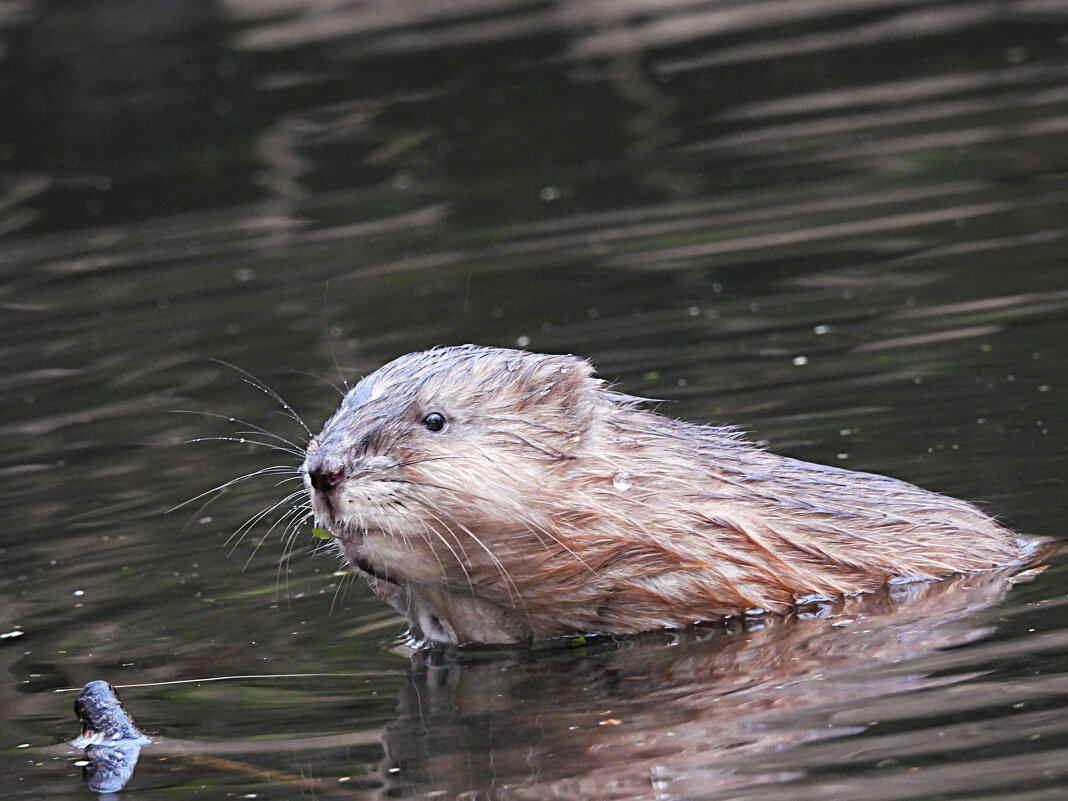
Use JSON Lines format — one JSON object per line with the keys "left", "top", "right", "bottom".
{"left": 303, "top": 345, "right": 1026, "bottom": 645}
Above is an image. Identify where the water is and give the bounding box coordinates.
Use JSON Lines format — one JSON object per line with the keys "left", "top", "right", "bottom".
{"left": 1, "top": 1, "right": 1066, "bottom": 798}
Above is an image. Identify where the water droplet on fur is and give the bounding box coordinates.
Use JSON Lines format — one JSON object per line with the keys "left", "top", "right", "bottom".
{"left": 613, "top": 471, "right": 632, "bottom": 492}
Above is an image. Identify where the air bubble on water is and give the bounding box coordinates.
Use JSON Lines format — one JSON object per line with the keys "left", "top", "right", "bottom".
{"left": 613, "top": 471, "right": 632, "bottom": 492}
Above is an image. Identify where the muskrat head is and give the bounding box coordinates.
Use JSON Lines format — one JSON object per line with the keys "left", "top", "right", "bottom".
{"left": 302, "top": 345, "right": 621, "bottom": 644}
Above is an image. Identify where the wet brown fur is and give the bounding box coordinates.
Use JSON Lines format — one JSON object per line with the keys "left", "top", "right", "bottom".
{"left": 304, "top": 345, "right": 1025, "bottom": 645}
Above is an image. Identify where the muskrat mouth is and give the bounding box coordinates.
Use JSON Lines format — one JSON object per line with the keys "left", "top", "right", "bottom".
{"left": 351, "top": 554, "right": 400, "bottom": 586}
{"left": 337, "top": 525, "right": 400, "bottom": 586}
{"left": 311, "top": 511, "right": 399, "bottom": 587}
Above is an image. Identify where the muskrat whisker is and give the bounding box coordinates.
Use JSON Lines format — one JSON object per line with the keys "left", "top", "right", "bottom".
{"left": 384, "top": 455, "right": 460, "bottom": 471}
{"left": 501, "top": 505, "right": 598, "bottom": 574}
{"left": 278, "top": 504, "right": 316, "bottom": 591}
{"left": 211, "top": 358, "right": 313, "bottom": 438}
{"left": 377, "top": 477, "right": 500, "bottom": 506}
{"left": 414, "top": 520, "right": 472, "bottom": 626}
{"left": 391, "top": 470, "right": 597, "bottom": 574}
{"left": 483, "top": 414, "right": 581, "bottom": 438}
{"left": 230, "top": 489, "right": 308, "bottom": 558}
{"left": 258, "top": 492, "right": 310, "bottom": 542}
{"left": 484, "top": 429, "right": 570, "bottom": 460}
{"left": 407, "top": 498, "right": 526, "bottom": 612}
{"left": 172, "top": 408, "right": 308, "bottom": 455}
{"left": 169, "top": 465, "right": 301, "bottom": 514}
{"left": 329, "top": 564, "right": 358, "bottom": 614}
{"left": 290, "top": 369, "right": 347, "bottom": 398}
{"left": 231, "top": 430, "right": 307, "bottom": 456}
{"left": 414, "top": 516, "right": 477, "bottom": 599}
{"left": 253, "top": 501, "right": 311, "bottom": 585}
{"left": 265, "top": 503, "right": 310, "bottom": 595}
{"left": 280, "top": 503, "right": 313, "bottom": 558}
{"left": 184, "top": 435, "right": 306, "bottom": 459}
{"left": 271, "top": 474, "right": 307, "bottom": 488}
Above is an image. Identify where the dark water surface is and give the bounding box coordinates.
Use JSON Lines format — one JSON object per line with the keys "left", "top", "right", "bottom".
{"left": 1, "top": 1, "right": 1066, "bottom": 799}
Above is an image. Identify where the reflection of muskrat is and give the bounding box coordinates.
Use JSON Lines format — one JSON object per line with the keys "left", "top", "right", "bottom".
{"left": 303, "top": 345, "right": 1026, "bottom": 645}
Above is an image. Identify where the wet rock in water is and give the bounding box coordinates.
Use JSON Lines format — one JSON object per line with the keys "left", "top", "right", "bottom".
{"left": 71, "top": 680, "right": 150, "bottom": 794}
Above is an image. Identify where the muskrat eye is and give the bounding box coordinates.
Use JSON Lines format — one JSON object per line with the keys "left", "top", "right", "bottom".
{"left": 422, "top": 412, "right": 446, "bottom": 432}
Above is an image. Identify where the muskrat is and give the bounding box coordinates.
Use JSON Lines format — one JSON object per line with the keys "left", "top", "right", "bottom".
{"left": 303, "top": 345, "right": 1026, "bottom": 645}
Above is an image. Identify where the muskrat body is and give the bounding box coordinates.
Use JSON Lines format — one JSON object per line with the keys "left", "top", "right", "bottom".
{"left": 303, "top": 345, "right": 1024, "bottom": 645}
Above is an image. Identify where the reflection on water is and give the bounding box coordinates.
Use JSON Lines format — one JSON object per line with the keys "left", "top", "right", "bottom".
{"left": 0, "top": 1, "right": 1065, "bottom": 799}
{"left": 379, "top": 571, "right": 1045, "bottom": 800}
{"left": 48, "top": 567, "right": 1067, "bottom": 799}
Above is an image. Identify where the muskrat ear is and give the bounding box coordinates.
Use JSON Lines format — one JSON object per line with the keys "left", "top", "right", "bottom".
{"left": 533, "top": 353, "right": 607, "bottom": 424}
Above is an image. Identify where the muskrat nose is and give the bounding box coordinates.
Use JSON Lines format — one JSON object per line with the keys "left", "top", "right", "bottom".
{"left": 308, "top": 465, "right": 345, "bottom": 492}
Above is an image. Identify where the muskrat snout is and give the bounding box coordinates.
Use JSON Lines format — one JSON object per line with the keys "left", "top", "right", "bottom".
{"left": 307, "top": 463, "right": 345, "bottom": 493}
{"left": 304, "top": 451, "right": 349, "bottom": 523}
